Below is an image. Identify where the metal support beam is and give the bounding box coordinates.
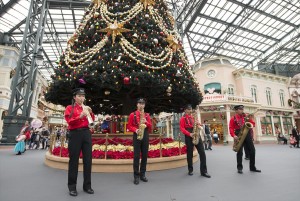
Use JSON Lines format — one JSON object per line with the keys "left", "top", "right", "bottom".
{"left": 251, "top": 26, "right": 300, "bottom": 69}
{"left": 192, "top": 48, "right": 251, "bottom": 64}
{"left": 1, "top": 0, "right": 47, "bottom": 143}
{"left": 182, "top": 0, "right": 207, "bottom": 35}
{"left": 188, "top": 30, "right": 263, "bottom": 53}
{"left": 196, "top": 13, "right": 279, "bottom": 42}
{"left": 46, "top": 0, "right": 90, "bottom": 9}
{"left": 0, "top": 0, "right": 19, "bottom": 17}
{"left": 227, "top": 0, "right": 297, "bottom": 28}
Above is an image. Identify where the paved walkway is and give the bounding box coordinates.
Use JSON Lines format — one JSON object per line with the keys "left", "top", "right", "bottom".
{"left": 0, "top": 144, "right": 299, "bottom": 201}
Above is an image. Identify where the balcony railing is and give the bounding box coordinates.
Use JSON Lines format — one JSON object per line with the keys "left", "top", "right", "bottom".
{"left": 202, "top": 94, "right": 254, "bottom": 103}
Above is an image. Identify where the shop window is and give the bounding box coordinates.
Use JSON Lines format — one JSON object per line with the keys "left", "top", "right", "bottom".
{"left": 282, "top": 117, "right": 293, "bottom": 135}
{"left": 204, "top": 82, "right": 221, "bottom": 94}
{"left": 260, "top": 116, "right": 272, "bottom": 135}
{"left": 273, "top": 116, "right": 281, "bottom": 135}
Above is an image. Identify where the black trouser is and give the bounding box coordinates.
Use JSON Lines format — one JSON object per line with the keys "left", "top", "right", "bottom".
{"left": 244, "top": 145, "right": 249, "bottom": 158}
{"left": 68, "top": 128, "right": 92, "bottom": 191}
{"left": 133, "top": 129, "right": 149, "bottom": 178}
{"left": 185, "top": 128, "right": 207, "bottom": 174}
{"left": 236, "top": 130, "right": 256, "bottom": 170}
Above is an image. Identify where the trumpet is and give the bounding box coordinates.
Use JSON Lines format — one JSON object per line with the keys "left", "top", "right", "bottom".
{"left": 82, "top": 104, "right": 94, "bottom": 128}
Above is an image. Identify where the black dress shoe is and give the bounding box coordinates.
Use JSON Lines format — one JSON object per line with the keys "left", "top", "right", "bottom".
{"left": 69, "top": 190, "right": 78, "bottom": 196}
{"left": 201, "top": 173, "right": 211, "bottom": 178}
{"left": 83, "top": 188, "right": 94, "bottom": 194}
{"left": 208, "top": 148, "right": 212, "bottom": 150}
{"left": 238, "top": 169, "right": 243, "bottom": 174}
{"left": 188, "top": 171, "right": 193, "bottom": 176}
{"left": 250, "top": 169, "right": 261, "bottom": 173}
{"left": 244, "top": 157, "right": 250, "bottom": 160}
{"left": 140, "top": 176, "right": 148, "bottom": 182}
{"left": 134, "top": 177, "right": 139, "bottom": 185}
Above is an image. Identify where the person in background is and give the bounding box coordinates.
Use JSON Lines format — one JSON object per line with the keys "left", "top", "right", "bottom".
{"left": 289, "top": 134, "right": 297, "bottom": 148}
{"left": 292, "top": 126, "right": 299, "bottom": 148}
{"left": 14, "top": 133, "right": 26, "bottom": 155}
{"left": 19, "top": 120, "right": 31, "bottom": 152}
{"left": 212, "top": 129, "right": 219, "bottom": 144}
{"left": 203, "top": 120, "right": 212, "bottom": 150}
{"left": 276, "top": 126, "right": 287, "bottom": 144}
{"left": 41, "top": 127, "right": 50, "bottom": 149}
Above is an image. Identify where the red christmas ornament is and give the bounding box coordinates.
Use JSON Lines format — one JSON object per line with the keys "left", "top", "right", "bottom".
{"left": 123, "top": 77, "right": 130, "bottom": 85}
{"left": 178, "top": 62, "right": 183, "bottom": 68}
{"left": 160, "top": 31, "right": 164, "bottom": 36}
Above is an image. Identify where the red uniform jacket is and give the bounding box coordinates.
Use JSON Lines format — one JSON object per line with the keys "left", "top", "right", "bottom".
{"left": 229, "top": 114, "right": 255, "bottom": 138}
{"left": 127, "top": 110, "right": 152, "bottom": 133}
{"left": 64, "top": 103, "right": 95, "bottom": 130}
{"left": 179, "top": 114, "right": 195, "bottom": 137}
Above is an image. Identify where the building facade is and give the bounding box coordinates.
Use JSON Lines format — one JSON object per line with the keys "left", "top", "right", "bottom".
{"left": 193, "top": 57, "right": 295, "bottom": 143}
{"left": 0, "top": 45, "right": 55, "bottom": 139}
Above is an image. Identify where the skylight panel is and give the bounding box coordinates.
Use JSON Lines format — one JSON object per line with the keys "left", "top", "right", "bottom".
{"left": 204, "top": 4, "right": 218, "bottom": 16}
{"left": 289, "top": 13, "right": 300, "bottom": 24}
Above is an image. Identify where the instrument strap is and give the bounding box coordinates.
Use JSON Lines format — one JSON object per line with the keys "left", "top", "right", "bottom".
{"left": 134, "top": 112, "right": 138, "bottom": 126}
{"left": 184, "top": 115, "right": 193, "bottom": 127}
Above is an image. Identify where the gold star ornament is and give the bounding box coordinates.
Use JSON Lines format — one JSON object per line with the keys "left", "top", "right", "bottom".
{"left": 98, "top": 20, "right": 131, "bottom": 44}
{"left": 166, "top": 34, "right": 181, "bottom": 52}
{"left": 140, "top": 0, "right": 156, "bottom": 9}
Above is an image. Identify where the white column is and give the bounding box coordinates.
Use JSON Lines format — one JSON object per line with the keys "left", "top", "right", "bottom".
{"left": 225, "top": 110, "right": 232, "bottom": 143}
{"left": 254, "top": 116, "right": 261, "bottom": 142}
{"left": 270, "top": 115, "right": 275, "bottom": 137}
{"left": 279, "top": 116, "right": 285, "bottom": 135}
{"left": 166, "top": 120, "right": 170, "bottom": 138}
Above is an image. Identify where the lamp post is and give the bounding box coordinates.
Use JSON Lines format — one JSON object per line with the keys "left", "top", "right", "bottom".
{"left": 219, "top": 105, "right": 227, "bottom": 145}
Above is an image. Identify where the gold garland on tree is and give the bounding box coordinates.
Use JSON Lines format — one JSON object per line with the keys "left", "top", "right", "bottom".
{"left": 62, "top": 0, "right": 195, "bottom": 79}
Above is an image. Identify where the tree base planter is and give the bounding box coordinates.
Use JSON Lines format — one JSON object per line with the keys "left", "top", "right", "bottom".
{"left": 44, "top": 151, "right": 199, "bottom": 172}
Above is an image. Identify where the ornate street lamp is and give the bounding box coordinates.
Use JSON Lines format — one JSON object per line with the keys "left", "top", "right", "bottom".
{"left": 219, "top": 105, "right": 227, "bottom": 145}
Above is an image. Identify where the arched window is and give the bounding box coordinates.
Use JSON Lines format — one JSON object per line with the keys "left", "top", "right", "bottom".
{"left": 251, "top": 85, "right": 257, "bottom": 103}
{"left": 266, "top": 88, "right": 272, "bottom": 106}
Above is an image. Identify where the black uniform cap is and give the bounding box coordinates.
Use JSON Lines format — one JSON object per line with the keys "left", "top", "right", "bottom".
{"left": 233, "top": 105, "right": 244, "bottom": 110}
{"left": 137, "top": 98, "right": 146, "bottom": 103}
{"left": 72, "top": 88, "right": 85, "bottom": 95}
{"left": 184, "top": 104, "right": 193, "bottom": 110}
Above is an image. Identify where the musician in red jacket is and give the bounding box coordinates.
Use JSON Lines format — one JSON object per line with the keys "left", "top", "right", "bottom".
{"left": 229, "top": 105, "right": 261, "bottom": 174}
{"left": 127, "top": 98, "right": 152, "bottom": 185}
{"left": 179, "top": 104, "right": 211, "bottom": 178}
{"left": 64, "top": 88, "right": 95, "bottom": 196}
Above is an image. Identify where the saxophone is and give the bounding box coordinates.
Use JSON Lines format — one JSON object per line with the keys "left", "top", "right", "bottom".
{"left": 192, "top": 107, "right": 200, "bottom": 145}
{"left": 137, "top": 110, "right": 147, "bottom": 140}
{"left": 232, "top": 114, "right": 253, "bottom": 152}
{"left": 82, "top": 104, "right": 94, "bottom": 128}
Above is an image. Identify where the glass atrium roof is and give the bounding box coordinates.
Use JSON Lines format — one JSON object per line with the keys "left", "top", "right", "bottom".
{"left": 0, "top": 0, "right": 299, "bottom": 80}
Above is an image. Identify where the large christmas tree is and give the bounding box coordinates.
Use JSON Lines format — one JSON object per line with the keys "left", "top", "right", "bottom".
{"left": 46, "top": 0, "right": 202, "bottom": 114}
